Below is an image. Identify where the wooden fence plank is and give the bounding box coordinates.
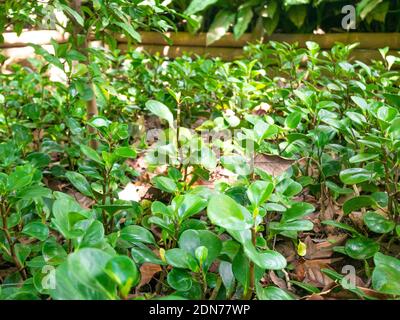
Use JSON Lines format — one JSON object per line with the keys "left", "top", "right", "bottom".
{"left": 1, "top": 31, "right": 399, "bottom": 63}
{"left": 2, "top": 31, "right": 400, "bottom": 50}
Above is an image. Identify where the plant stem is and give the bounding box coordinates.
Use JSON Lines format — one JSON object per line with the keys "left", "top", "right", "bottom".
{"left": 71, "top": 0, "right": 98, "bottom": 149}
{"left": 1, "top": 201, "right": 27, "bottom": 280}
{"left": 244, "top": 226, "right": 256, "bottom": 300}
{"left": 210, "top": 276, "right": 222, "bottom": 300}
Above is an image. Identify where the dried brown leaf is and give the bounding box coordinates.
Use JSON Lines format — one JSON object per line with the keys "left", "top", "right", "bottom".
{"left": 253, "top": 154, "right": 295, "bottom": 177}
{"left": 138, "top": 263, "right": 162, "bottom": 289}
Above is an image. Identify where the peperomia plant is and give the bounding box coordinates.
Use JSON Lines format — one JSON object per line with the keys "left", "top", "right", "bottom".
{"left": 1, "top": 32, "right": 400, "bottom": 301}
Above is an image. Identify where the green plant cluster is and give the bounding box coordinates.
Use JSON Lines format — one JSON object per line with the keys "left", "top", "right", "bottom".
{"left": 0, "top": 40, "right": 400, "bottom": 300}
{"left": 175, "top": 0, "right": 400, "bottom": 43}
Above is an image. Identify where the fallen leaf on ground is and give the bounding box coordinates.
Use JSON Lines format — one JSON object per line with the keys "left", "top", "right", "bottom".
{"left": 295, "top": 258, "right": 342, "bottom": 288}
{"left": 304, "top": 234, "right": 347, "bottom": 260}
{"left": 253, "top": 154, "right": 295, "bottom": 177}
{"left": 138, "top": 263, "right": 162, "bottom": 289}
{"left": 118, "top": 182, "right": 151, "bottom": 202}
{"left": 275, "top": 241, "right": 297, "bottom": 263}
{"left": 269, "top": 270, "right": 287, "bottom": 290}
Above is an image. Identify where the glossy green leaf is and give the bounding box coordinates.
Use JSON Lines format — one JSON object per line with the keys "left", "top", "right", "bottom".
{"left": 340, "top": 168, "right": 374, "bottom": 185}
{"left": 364, "top": 212, "right": 395, "bottom": 234}
{"left": 233, "top": 6, "right": 253, "bottom": 39}
{"left": 152, "top": 176, "right": 177, "bottom": 193}
{"left": 178, "top": 229, "right": 222, "bottom": 270}
{"left": 167, "top": 268, "right": 193, "bottom": 291}
{"left": 246, "top": 181, "right": 274, "bottom": 207}
{"left": 114, "top": 147, "right": 137, "bottom": 159}
{"left": 345, "top": 237, "right": 380, "bottom": 260}
{"left": 105, "top": 256, "right": 139, "bottom": 297}
{"left": 22, "top": 221, "right": 49, "bottom": 241}
{"left": 207, "top": 10, "right": 236, "bottom": 45}
{"left": 282, "top": 202, "right": 315, "bottom": 222}
{"left": 165, "top": 248, "right": 198, "bottom": 272}
{"left": 257, "top": 286, "right": 294, "bottom": 300}
{"left": 146, "top": 100, "right": 174, "bottom": 128}
{"left": 207, "top": 194, "right": 253, "bottom": 231}
{"left": 80, "top": 145, "right": 104, "bottom": 165}
{"left": 372, "top": 252, "right": 400, "bottom": 295}
{"left": 120, "top": 225, "right": 156, "bottom": 246}
{"left": 66, "top": 171, "right": 94, "bottom": 197}
{"left": 343, "top": 196, "right": 377, "bottom": 214}
{"left": 49, "top": 248, "right": 117, "bottom": 300}
{"left": 184, "top": 0, "right": 218, "bottom": 15}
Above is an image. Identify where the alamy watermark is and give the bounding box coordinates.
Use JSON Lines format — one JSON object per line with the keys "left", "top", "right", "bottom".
{"left": 342, "top": 5, "right": 357, "bottom": 30}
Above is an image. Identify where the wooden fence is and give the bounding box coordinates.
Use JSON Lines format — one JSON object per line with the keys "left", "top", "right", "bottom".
{"left": 1, "top": 30, "right": 399, "bottom": 63}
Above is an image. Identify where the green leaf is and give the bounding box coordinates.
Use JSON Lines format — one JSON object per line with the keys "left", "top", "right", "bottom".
{"left": 219, "top": 261, "right": 235, "bottom": 295}
{"left": 207, "top": 194, "right": 253, "bottom": 231}
{"left": 220, "top": 155, "right": 251, "bottom": 176}
{"left": 206, "top": 10, "right": 236, "bottom": 45}
{"left": 363, "top": 212, "right": 395, "bottom": 234}
{"left": 114, "top": 147, "right": 137, "bottom": 159}
{"left": 245, "top": 244, "right": 287, "bottom": 270}
{"left": 278, "top": 179, "right": 302, "bottom": 197}
{"left": 345, "top": 237, "right": 380, "bottom": 260}
{"left": 43, "top": 239, "right": 67, "bottom": 265}
{"left": 167, "top": 268, "right": 193, "bottom": 291}
{"left": 49, "top": 248, "right": 117, "bottom": 300}
{"left": 257, "top": 286, "right": 294, "bottom": 300}
{"left": 17, "top": 186, "right": 52, "bottom": 200}
{"left": 372, "top": 252, "right": 400, "bottom": 295}
{"left": 66, "top": 171, "right": 93, "bottom": 198}
{"left": 59, "top": 4, "right": 84, "bottom": 27}
{"left": 289, "top": 280, "right": 320, "bottom": 294}
{"left": 165, "top": 248, "right": 198, "bottom": 271}
{"left": 120, "top": 225, "right": 156, "bottom": 246}
{"left": 282, "top": 202, "right": 315, "bottom": 222}
{"left": 15, "top": 244, "right": 31, "bottom": 265}
{"left": 346, "top": 112, "right": 367, "bottom": 125}
{"left": 384, "top": 93, "right": 400, "bottom": 109}
{"left": 105, "top": 256, "right": 139, "bottom": 297}
{"left": 357, "top": 0, "right": 383, "bottom": 20}
{"left": 232, "top": 249, "right": 250, "bottom": 289}
{"left": 114, "top": 22, "right": 141, "bottom": 42}
{"left": 349, "top": 153, "right": 379, "bottom": 164}
{"left": 321, "top": 220, "right": 361, "bottom": 236}
{"left": 340, "top": 168, "right": 374, "bottom": 185}
{"left": 145, "top": 100, "right": 174, "bottom": 128}
{"left": 178, "top": 229, "right": 222, "bottom": 270}
{"left": 88, "top": 117, "right": 111, "bottom": 128}
{"left": 343, "top": 196, "right": 377, "bottom": 215}
{"left": 184, "top": 0, "right": 219, "bottom": 15}
{"left": 131, "top": 246, "right": 164, "bottom": 265}
{"left": 177, "top": 194, "right": 207, "bottom": 220}
{"left": 351, "top": 96, "right": 369, "bottom": 111}
{"left": 325, "top": 181, "right": 353, "bottom": 195}
{"left": 230, "top": 229, "right": 287, "bottom": 270}
{"left": 51, "top": 198, "right": 87, "bottom": 239}
{"left": 79, "top": 220, "right": 105, "bottom": 249}
{"left": 152, "top": 176, "right": 177, "bottom": 193}
{"left": 264, "top": 12, "right": 280, "bottom": 35}
{"left": 195, "top": 246, "right": 208, "bottom": 266}
{"left": 7, "top": 166, "right": 33, "bottom": 192}
{"left": 269, "top": 220, "right": 313, "bottom": 232}
{"left": 246, "top": 181, "right": 274, "bottom": 207}
{"left": 285, "top": 111, "right": 302, "bottom": 129}
{"left": 287, "top": 5, "right": 307, "bottom": 29}
{"left": 22, "top": 221, "right": 49, "bottom": 241}
{"left": 234, "top": 7, "right": 253, "bottom": 39}
{"left": 80, "top": 145, "right": 104, "bottom": 165}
